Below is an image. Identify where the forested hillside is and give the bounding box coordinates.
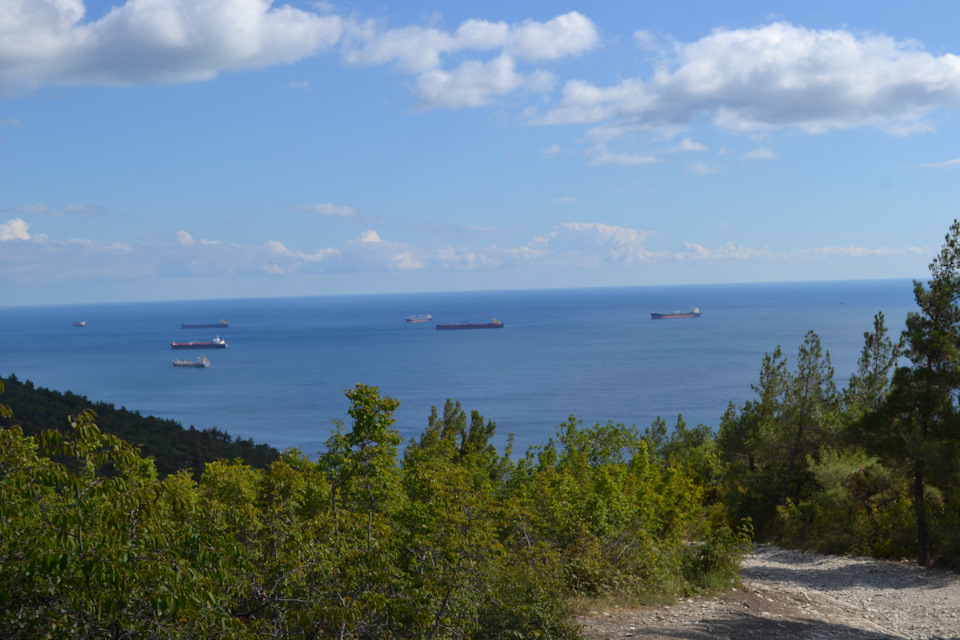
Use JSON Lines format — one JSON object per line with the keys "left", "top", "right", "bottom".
{"left": 0, "top": 375, "right": 279, "bottom": 477}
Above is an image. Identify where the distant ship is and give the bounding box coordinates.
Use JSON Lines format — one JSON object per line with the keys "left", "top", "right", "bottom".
{"left": 181, "top": 319, "right": 229, "bottom": 329}
{"left": 405, "top": 314, "right": 433, "bottom": 323}
{"left": 650, "top": 306, "right": 701, "bottom": 320}
{"left": 173, "top": 354, "right": 211, "bottom": 368}
{"left": 436, "top": 318, "right": 504, "bottom": 330}
{"left": 73, "top": 321, "right": 86, "bottom": 327}
{"left": 171, "top": 336, "right": 228, "bottom": 349}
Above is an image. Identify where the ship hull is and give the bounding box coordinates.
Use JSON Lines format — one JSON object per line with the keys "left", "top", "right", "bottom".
{"left": 171, "top": 342, "right": 227, "bottom": 349}
{"left": 650, "top": 313, "right": 701, "bottom": 319}
{"left": 650, "top": 306, "right": 701, "bottom": 320}
{"left": 173, "top": 356, "right": 210, "bottom": 368}
{"left": 181, "top": 322, "right": 229, "bottom": 329}
{"left": 436, "top": 322, "right": 504, "bottom": 330}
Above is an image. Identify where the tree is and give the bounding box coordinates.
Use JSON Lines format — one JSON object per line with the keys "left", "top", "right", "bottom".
{"left": 844, "top": 312, "right": 901, "bottom": 419}
{"left": 776, "top": 331, "right": 838, "bottom": 513}
{"left": 859, "top": 220, "right": 960, "bottom": 566}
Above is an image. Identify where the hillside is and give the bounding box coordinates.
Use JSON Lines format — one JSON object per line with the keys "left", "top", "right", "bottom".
{"left": 0, "top": 374, "right": 279, "bottom": 477}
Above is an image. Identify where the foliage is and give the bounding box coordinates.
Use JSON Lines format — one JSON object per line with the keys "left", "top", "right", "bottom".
{"left": 0, "top": 382, "right": 745, "bottom": 638}
{"left": 0, "top": 374, "right": 279, "bottom": 478}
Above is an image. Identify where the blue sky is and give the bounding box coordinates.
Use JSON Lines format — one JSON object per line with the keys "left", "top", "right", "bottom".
{"left": 2, "top": 0, "right": 959, "bottom": 306}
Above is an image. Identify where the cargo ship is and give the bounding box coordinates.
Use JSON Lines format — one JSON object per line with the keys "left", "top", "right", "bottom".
{"left": 171, "top": 336, "right": 228, "bottom": 349}
{"left": 173, "top": 354, "right": 211, "bottom": 368}
{"left": 405, "top": 314, "right": 433, "bottom": 323}
{"left": 181, "top": 319, "right": 229, "bottom": 329}
{"left": 650, "top": 306, "right": 701, "bottom": 320}
{"left": 436, "top": 318, "right": 504, "bottom": 330}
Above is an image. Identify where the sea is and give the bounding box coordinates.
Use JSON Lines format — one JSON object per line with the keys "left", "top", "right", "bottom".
{"left": 0, "top": 279, "right": 919, "bottom": 457}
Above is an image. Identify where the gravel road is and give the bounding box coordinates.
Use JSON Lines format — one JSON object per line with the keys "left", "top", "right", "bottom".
{"left": 579, "top": 544, "right": 960, "bottom": 639}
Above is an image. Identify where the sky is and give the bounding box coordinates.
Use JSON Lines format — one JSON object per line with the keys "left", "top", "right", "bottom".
{"left": 2, "top": 0, "right": 960, "bottom": 306}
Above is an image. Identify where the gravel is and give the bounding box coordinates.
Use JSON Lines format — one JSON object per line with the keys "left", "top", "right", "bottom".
{"left": 579, "top": 544, "right": 960, "bottom": 639}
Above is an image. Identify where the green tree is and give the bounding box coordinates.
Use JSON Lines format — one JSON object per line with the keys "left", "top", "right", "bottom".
{"left": 776, "top": 331, "right": 838, "bottom": 513}
{"left": 844, "top": 312, "right": 901, "bottom": 419}
{"left": 858, "top": 220, "right": 960, "bottom": 566}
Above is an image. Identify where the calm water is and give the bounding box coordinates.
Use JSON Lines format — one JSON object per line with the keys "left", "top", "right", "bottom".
{"left": 0, "top": 280, "right": 917, "bottom": 455}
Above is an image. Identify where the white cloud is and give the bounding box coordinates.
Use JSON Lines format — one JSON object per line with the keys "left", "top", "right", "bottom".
{"left": 344, "top": 11, "right": 597, "bottom": 71}
{"left": 541, "top": 144, "right": 562, "bottom": 156}
{"left": 505, "top": 12, "right": 599, "bottom": 62}
{"left": 0, "top": 5, "right": 597, "bottom": 110}
{"left": 0, "top": 217, "right": 931, "bottom": 287}
{"left": 297, "top": 202, "right": 357, "bottom": 217}
{"left": 921, "top": 157, "right": 960, "bottom": 168}
{"left": 742, "top": 148, "right": 777, "bottom": 159}
{"left": 676, "top": 242, "right": 770, "bottom": 260}
{"left": 588, "top": 150, "right": 658, "bottom": 166}
{"left": 346, "top": 11, "right": 596, "bottom": 109}
{"left": 494, "top": 222, "right": 653, "bottom": 266}
{"left": 665, "top": 137, "right": 707, "bottom": 153}
{"left": 793, "top": 245, "right": 926, "bottom": 259}
{"left": 685, "top": 161, "right": 719, "bottom": 175}
{"left": 0, "top": 218, "right": 30, "bottom": 241}
{"left": 543, "top": 22, "right": 960, "bottom": 135}
{"left": 0, "top": 118, "right": 22, "bottom": 126}
{"left": 414, "top": 55, "right": 554, "bottom": 109}
{"left": 0, "top": 0, "right": 343, "bottom": 93}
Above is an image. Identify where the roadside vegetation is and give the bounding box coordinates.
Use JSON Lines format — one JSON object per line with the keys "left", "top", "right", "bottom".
{"left": 2, "top": 221, "right": 960, "bottom": 637}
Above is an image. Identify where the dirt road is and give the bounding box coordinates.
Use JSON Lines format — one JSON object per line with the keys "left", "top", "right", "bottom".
{"left": 580, "top": 544, "right": 960, "bottom": 639}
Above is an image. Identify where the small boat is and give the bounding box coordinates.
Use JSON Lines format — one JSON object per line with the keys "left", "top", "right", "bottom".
{"left": 405, "top": 314, "right": 433, "bottom": 323}
{"left": 650, "top": 306, "right": 701, "bottom": 320}
{"left": 173, "top": 354, "right": 211, "bottom": 368}
{"left": 181, "top": 319, "right": 230, "bottom": 329}
{"left": 436, "top": 318, "right": 504, "bottom": 330}
{"left": 73, "top": 321, "right": 86, "bottom": 327}
{"left": 171, "top": 336, "right": 228, "bottom": 349}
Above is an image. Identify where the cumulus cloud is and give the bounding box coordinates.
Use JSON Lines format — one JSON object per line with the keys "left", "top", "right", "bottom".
{"left": 414, "top": 55, "right": 554, "bottom": 109}
{"left": 346, "top": 11, "right": 597, "bottom": 109}
{"left": 542, "top": 22, "right": 960, "bottom": 135}
{"left": 0, "top": 218, "right": 30, "bottom": 241}
{"left": 0, "top": 4, "right": 593, "bottom": 113}
{"left": 0, "top": 0, "right": 343, "bottom": 93}
{"left": 344, "top": 11, "right": 598, "bottom": 71}
{"left": 297, "top": 202, "right": 357, "bottom": 217}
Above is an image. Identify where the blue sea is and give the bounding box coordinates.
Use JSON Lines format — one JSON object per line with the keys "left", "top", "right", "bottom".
{"left": 0, "top": 280, "right": 918, "bottom": 456}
